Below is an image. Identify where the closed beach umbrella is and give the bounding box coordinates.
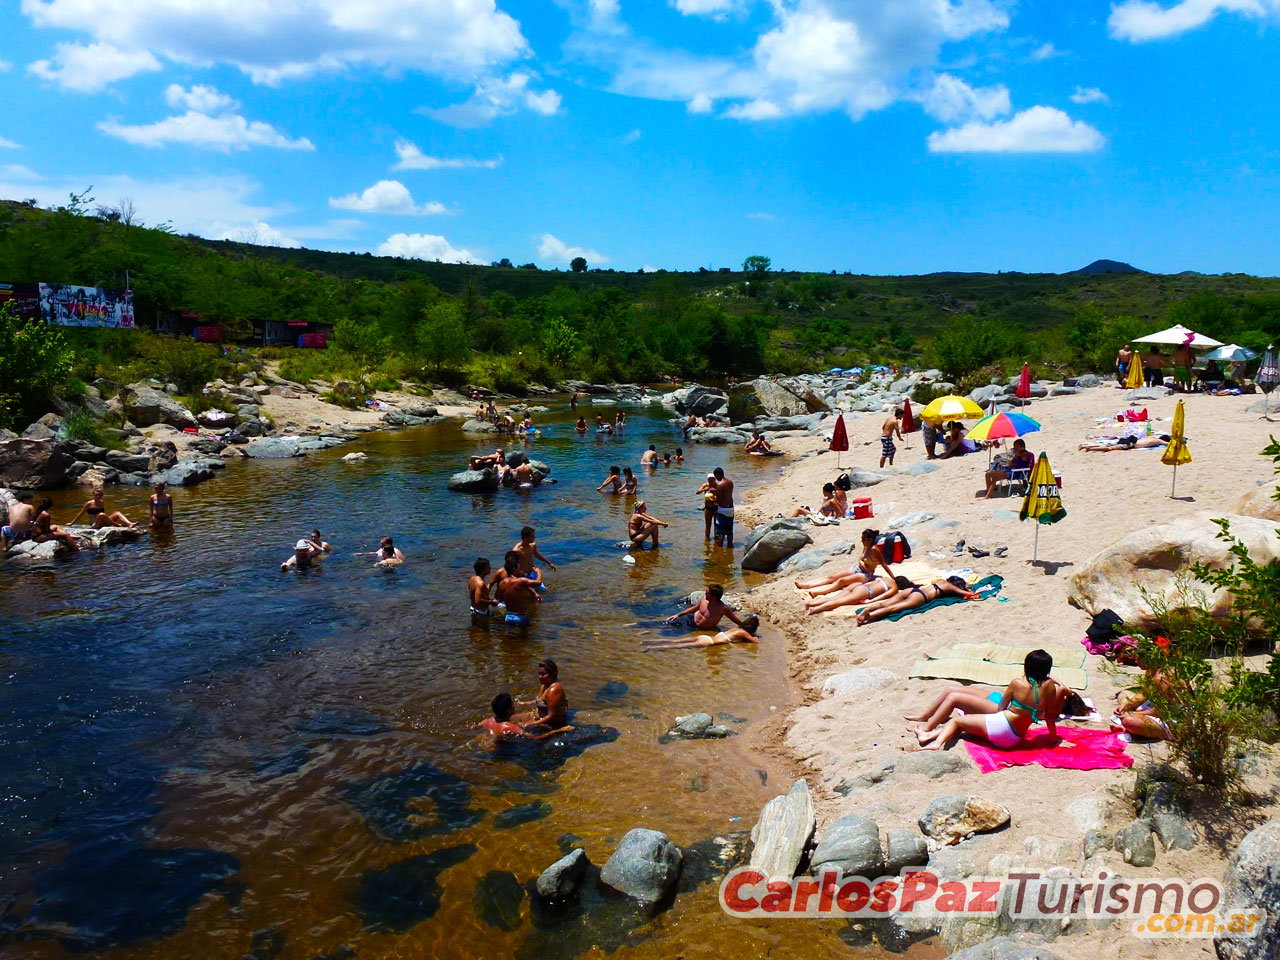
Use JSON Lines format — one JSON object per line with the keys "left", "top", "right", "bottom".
{"left": 901, "top": 397, "right": 916, "bottom": 434}
{"left": 829, "top": 412, "right": 849, "bottom": 468}
{"left": 1020, "top": 452, "right": 1065, "bottom": 564}
{"left": 920, "top": 394, "right": 985, "bottom": 423}
{"left": 1015, "top": 362, "right": 1031, "bottom": 400}
{"left": 1161, "top": 398, "right": 1192, "bottom": 498}
{"left": 1125, "top": 345, "right": 1145, "bottom": 397}
{"left": 1258, "top": 345, "right": 1279, "bottom": 420}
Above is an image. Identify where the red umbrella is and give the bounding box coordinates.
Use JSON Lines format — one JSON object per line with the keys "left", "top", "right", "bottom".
{"left": 1015, "top": 363, "right": 1031, "bottom": 400}
{"left": 829, "top": 413, "right": 849, "bottom": 468}
{"left": 901, "top": 397, "right": 916, "bottom": 434}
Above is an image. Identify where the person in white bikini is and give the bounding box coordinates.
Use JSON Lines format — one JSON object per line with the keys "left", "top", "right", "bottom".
{"left": 804, "top": 574, "right": 912, "bottom": 616}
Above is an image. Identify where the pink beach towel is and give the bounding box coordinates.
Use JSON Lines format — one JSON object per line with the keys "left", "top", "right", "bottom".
{"left": 963, "top": 726, "right": 1133, "bottom": 773}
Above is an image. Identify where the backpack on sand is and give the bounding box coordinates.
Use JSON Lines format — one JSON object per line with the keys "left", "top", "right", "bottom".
{"left": 876, "top": 531, "right": 912, "bottom": 564}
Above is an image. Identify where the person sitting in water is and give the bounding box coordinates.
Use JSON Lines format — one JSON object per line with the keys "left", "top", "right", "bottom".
{"left": 914, "top": 650, "right": 1067, "bottom": 751}
{"left": 597, "top": 415, "right": 613, "bottom": 434}
{"left": 674, "top": 448, "right": 684, "bottom": 464}
{"left": 475, "top": 692, "right": 525, "bottom": 737}
{"left": 628, "top": 500, "right": 669, "bottom": 547}
{"left": 796, "top": 529, "right": 892, "bottom": 596}
{"left": 939, "top": 421, "right": 969, "bottom": 459}
{"left": 521, "top": 415, "right": 535, "bottom": 433}
{"left": 597, "top": 465, "right": 623, "bottom": 493}
{"left": 1, "top": 492, "right": 36, "bottom": 552}
{"left": 494, "top": 552, "right": 541, "bottom": 625}
{"left": 469, "top": 447, "right": 506, "bottom": 472}
{"left": 790, "top": 482, "right": 847, "bottom": 519}
{"left": 149, "top": 481, "right": 174, "bottom": 529}
{"left": 854, "top": 575, "right": 977, "bottom": 626}
{"left": 512, "top": 525, "right": 556, "bottom": 586}
{"left": 616, "top": 410, "right": 627, "bottom": 431}
{"left": 515, "top": 660, "right": 568, "bottom": 733}
{"left": 32, "top": 497, "right": 81, "bottom": 553}
{"left": 805, "top": 573, "right": 912, "bottom": 616}
{"left": 983, "top": 438, "right": 1034, "bottom": 499}
{"left": 622, "top": 466, "right": 638, "bottom": 495}
{"left": 68, "top": 487, "right": 135, "bottom": 529}
{"left": 745, "top": 432, "right": 772, "bottom": 455}
{"left": 641, "top": 444, "right": 658, "bottom": 466}
{"left": 373, "top": 536, "right": 404, "bottom": 566}
{"left": 643, "top": 614, "right": 762, "bottom": 650}
{"left": 575, "top": 416, "right": 588, "bottom": 434}
{"left": 665, "top": 583, "right": 748, "bottom": 631}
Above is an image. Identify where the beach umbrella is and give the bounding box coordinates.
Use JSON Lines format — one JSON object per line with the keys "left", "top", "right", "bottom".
{"left": 920, "top": 394, "right": 985, "bottom": 423}
{"left": 1125, "top": 344, "right": 1145, "bottom": 399}
{"left": 1258, "top": 345, "right": 1278, "bottom": 420}
{"left": 1019, "top": 452, "right": 1065, "bottom": 564}
{"left": 1015, "top": 363, "right": 1032, "bottom": 400}
{"left": 1133, "top": 324, "right": 1224, "bottom": 349}
{"left": 967, "top": 411, "right": 1041, "bottom": 442}
{"left": 1161, "top": 399, "right": 1192, "bottom": 498}
{"left": 828, "top": 367, "right": 843, "bottom": 374}
{"left": 901, "top": 397, "right": 916, "bottom": 434}
{"left": 829, "top": 413, "right": 849, "bottom": 468}
{"left": 1200, "top": 344, "right": 1258, "bottom": 363}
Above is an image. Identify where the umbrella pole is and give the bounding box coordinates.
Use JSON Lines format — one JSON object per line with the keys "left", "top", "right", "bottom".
{"left": 1170, "top": 463, "right": 1177, "bottom": 499}
{"left": 1033, "top": 524, "right": 1040, "bottom": 565}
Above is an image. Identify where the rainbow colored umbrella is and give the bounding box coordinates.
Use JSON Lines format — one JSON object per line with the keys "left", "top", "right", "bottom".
{"left": 966, "top": 411, "right": 1042, "bottom": 443}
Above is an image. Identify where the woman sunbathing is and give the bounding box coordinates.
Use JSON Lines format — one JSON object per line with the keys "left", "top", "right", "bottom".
{"left": 795, "top": 529, "right": 891, "bottom": 596}
{"left": 1078, "top": 434, "right": 1171, "bottom": 452}
{"left": 806, "top": 574, "right": 912, "bottom": 616}
{"left": 643, "top": 615, "right": 761, "bottom": 650}
{"left": 1111, "top": 663, "right": 1173, "bottom": 740}
{"left": 855, "top": 575, "right": 974, "bottom": 625}
{"left": 914, "top": 650, "right": 1067, "bottom": 751}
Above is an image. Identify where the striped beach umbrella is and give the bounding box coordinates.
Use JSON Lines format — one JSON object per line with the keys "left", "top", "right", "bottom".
{"left": 1020, "top": 452, "right": 1065, "bottom": 564}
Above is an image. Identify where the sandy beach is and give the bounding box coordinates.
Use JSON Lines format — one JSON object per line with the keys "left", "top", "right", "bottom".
{"left": 739, "top": 385, "right": 1279, "bottom": 958}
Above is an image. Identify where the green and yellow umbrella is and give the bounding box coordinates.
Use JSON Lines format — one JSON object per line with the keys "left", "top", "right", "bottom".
{"left": 1161, "top": 398, "right": 1191, "bottom": 497}
{"left": 1019, "top": 451, "right": 1065, "bottom": 563}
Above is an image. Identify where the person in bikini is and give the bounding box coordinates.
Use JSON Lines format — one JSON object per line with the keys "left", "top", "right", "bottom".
{"left": 622, "top": 466, "right": 638, "bottom": 495}
{"left": 515, "top": 660, "right": 569, "bottom": 734}
{"left": 495, "top": 553, "right": 541, "bottom": 626}
{"left": 628, "top": 500, "right": 669, "bottom": 547}
{"left": 643, "top": 614, "right": 762, "bottom": 650}
{"left": 69, "top": 487, "right": 135, "bottom": 529}
{"left": 790, "top": 482, "right": 846, "bottom": 519}
{"left": 469, "top": 447, "right": 506, "bottom": 472}
{"left": 880, "top": 408, "right": 903, "bottom": 467}
{"left": 32, "top": 498, "right": 81, "bottom": 553}
{"left": 148, "top": 481, "right": 174, "bottom": 529}
{"left": 512, "top": 525, "right": 556, "bottom": 587}
{"left": 575, "top": 416, "right": 588, "bottom": 434}
{"left": 854, "top": 575, "right": 977, "bottom": 625}
{"left": 805, "top": 574, "right": 913, "bottom": 616}
{"left": 596, "top": 465, "right": 623, "bottom": 493}
{"left": 1111, "top": 661, "right": 1173, "bottom": 740}
{"left": 695, "top": 473, "right": 718, "bottom": 540}
{"left": 795, "top": 529, "right": 892, "bottom": 596}
{"left": 914, "top": 650, "right": 1066, "bottom": 751}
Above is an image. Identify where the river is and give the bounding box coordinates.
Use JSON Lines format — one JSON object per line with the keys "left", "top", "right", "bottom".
{"left": 0, "top": 403, "right": 877, "bottom": 959}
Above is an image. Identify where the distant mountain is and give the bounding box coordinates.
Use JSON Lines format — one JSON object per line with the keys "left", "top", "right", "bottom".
{"left": 1073, "top": 259, "right": 1144, "bottom": 275}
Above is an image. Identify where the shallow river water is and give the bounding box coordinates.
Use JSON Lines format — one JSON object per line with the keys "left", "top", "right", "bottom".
{"left": 0, "top": 404, "right": 889, "bottom": 959}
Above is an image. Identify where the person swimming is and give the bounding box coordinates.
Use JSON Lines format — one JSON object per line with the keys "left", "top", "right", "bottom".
{"left": 643, "top": 614, "right": 762, "bottom": 650}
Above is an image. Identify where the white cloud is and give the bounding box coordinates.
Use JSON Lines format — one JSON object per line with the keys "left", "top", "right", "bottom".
{"left": 421, "top": 70, "right": 561, "bottom": 127}
{"left": 672, "top": 0, "right": 736, "bottom": 15}
{"left": 376, "top": 232, "right": 479, "bottom": 263}
{"left": 392, "top": 140, "right": 503, "bottom": 171}
{"left": 687, "top": 92, "right": 714, "bottom": 113}
{"left": 918, "top": 73, "right": 1010, "bottom": 124}
{"left": 328, "top": 179, "right": 450, "bottom": 215}
{"left": 29, "top": 41, "right": 160, "bottom": 92}
{"left": 164, "top": 82, "right": 235, "bottom": 113}
{"left": 20, "top": 0, "right": 529, "bottom": 86}
{"left": 927, "top": 105, "right": 1105, "bottom": 153}
{"left": 1070, "top": 85, "right": 1109, "bottom": 104}
{"left": 746, "top": 212, "right": 774, "bottom": 220}
{"left": 2, "top": 164, "right": 43, "bottom": 180}
{"left": 0, "top": 60, "right": 11, "bottom": 72}
{"left": 211, "top": 220, "right": 301, "bottom": 248}
{"left": 1030, "top": 41, "right": 1063, "bottom": 60}
{"left": 98, "top": 110, "right": 314, "bottom": 151}
{"left": 621, "top": 128, "right": 643, "bottom": 143}
{"left": 537, "top": 232, "right": 608, "bottom": 265}
{"left": 724, "top": 98, "right": 784, "bottom": 120}
{"left": 0, "top": 137, "right": 20, "bottom": 149}
{"left": 1108, "top": 0, "right": 1278, "bottom": 41}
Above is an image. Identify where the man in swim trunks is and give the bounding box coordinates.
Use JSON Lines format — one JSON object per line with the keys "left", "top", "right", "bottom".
{"left": 1172, "top": 342, "right": 1193, "bottom": 392}
{"left": 512, "top": 460, "right": 537, "bottom": 486}
{"left": 149, "top": 481, "right": 174, "bottom": 529}
{"left": 1116, "top": 343, "right": 1133, "bottom": 385}
{"left": 682, "top": 414, "right": 697, "bottom": 437}
{"left": 518, "top": 660, "right": 568, "bottom": 733}
{"left": 710, "top": 467, "right": 735, "bottom": 547}
{"left": 665, "top": 583, "right": 748, "bottom": 632}
{"left": 281, "top": 539, "right": 319, "bottom": 571}
{"left": 469, "top": 558, "right": 500, "bottom": 616}
{"left": 628, "top": 500, "right": 669, "bottom": 547}
{"left": 476, "top": 693, "right": 525, "bottom": 737}
{"left": 880, "top": 408, "right": 903, "bottom": 467}
{"left": 640, "top": 444, "right": 658, "bottom": 466}
{"left": 496, "top": 553, "right": 541, "bottom": 625}
{"left": 374, "top": 536, "right": 404, "bottom": 565}
{"left": 512, "top": 525, "right": 556, "bottom": 586}
{"left": 1, "top": 492, "right": 35, "bottom": 552}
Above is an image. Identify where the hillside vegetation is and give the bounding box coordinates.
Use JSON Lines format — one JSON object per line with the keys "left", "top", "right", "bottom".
{"left": 2, "top": 193, "right": 1279, "bottom": 429}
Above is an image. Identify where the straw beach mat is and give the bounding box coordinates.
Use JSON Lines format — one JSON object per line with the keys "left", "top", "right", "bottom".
{"left": 910, "top": 642, "right": 1089, "bottom": 690}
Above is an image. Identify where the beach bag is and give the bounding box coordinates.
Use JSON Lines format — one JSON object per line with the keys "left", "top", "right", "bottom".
{"left": 876, "top": 531, "right": 912, "bottom": 564}
{"left": 1086, "top": 609, "right": 1124, "bottom": 644}
{"left": 834, "top": 473, "right": 852, "bottom": 492}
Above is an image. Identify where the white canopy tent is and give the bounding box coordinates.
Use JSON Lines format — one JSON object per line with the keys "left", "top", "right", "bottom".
{"left": 1133, "top": 324, "right": 1224, "bottom": 349}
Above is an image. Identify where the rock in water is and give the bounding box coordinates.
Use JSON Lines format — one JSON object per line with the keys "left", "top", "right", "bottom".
{"left": 1217, "top": 819, "right": 1280, "bottom": 960}
{"left": 944, "top": 936, "right": 1067, "bottom": 959}
{"left": 918, "top": 796, "right": 1010, "bottom": 844}
{"left": 5, "top": 540, "right": 65, "bottom": 564}
{"left": 749, "top": 779, "right": 815, "bottom": 879}
{"left": 494, "top": 801, "right": 552, "bottom": 829}
{"left": 351, "top": 845, "right": 477, "bottom": 933}
{"left": 599, "top": 828, "right": 682, "bottom": 904}
{"left": 536, "top": 848, "right": 590, "bottom": 900}
{"left": 0, "top": 438, "right": 76, "bottom": 489}
{"left": 153, "top": 459, "right": 222, "bottom": 487}
{"left": 1067, "top": 513, "right": 1280, "bottom": 632}
{"left": 810, "top": 814, "right": 884, "bottom": 877}
{"left": 122, "top": 384, "right": 198, "bottom": 429}
{"left": 686, "top": 426, "right": 751, "bottom": 445}
{"left": 741, "top": 519, "right": 812, "bottom": 572}
{"left": 473, "top": 870, "right": 525, "bottom": 931}
{"left": 447, "top": 469, "right": 500, "bottom": 492}
{"left": 661, "top": 713, "right": 733, "bottom": 742}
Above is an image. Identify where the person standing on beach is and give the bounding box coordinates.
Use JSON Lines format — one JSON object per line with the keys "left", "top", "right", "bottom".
{"left": 1143, "top": 346, "right": 1166, "bottom": 387}
{"left": 880, "top": 408, "right": 903, "bottom": 467}
{"left": 1172, "top": 342, "right": 1194, "bottom": 392}
{"left": 1116, "top": 343, "right": 1133, "bottom": 385}
{"left": 710, "top": 467, "right": 735, "bottom": 548}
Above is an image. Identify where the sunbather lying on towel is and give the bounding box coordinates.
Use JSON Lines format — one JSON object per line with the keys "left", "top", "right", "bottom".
{"left": 805, "top": 574, "right": 913, "bottom": 615}
{"left": 855, "top": 575, "right": 974, "bottom": 625}
{"left": 795, "top": 529, "right": 891, "bottom": 596}
{"left": 1078, "top": 433, "right": 1171, "bottom": 452}
{"left": 912, "top": 650, "right": 1069, "bottom": 751}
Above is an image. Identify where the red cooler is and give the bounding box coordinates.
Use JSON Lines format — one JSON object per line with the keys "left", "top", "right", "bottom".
{"left": 852, "top": 497, "right": 873, "bottom": 519}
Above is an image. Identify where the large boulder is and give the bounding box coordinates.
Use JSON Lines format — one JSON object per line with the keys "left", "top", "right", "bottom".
{"left": 122, "top": 384, "right": 197, "bottom": 429}
{"left": 672, "top": 384, "right": 729, "bottom": 417}
{"left": 154, "top": 459, "right": 223, "bottom": 487}
{"left": 810, "top": 814, "right": 883, "bottom": 878}
{"left": 686, "top": 426, "right": 750, "bottom": 444}
{"left": 744, "top": 379, "right": 812, "bottom": 417}
{"left": 1235, "top": 483, "right": 1280, "bottom": 522}
{"left": 448, "top": 469, "right": 500, "bottom": 493}
{"left": 749, "top": 779, "right": 815, "bottom": 880}
{"left": 244, "top": 436, "right": 306, "bottom": 459}
{"left": 462, "top": 419, "right": 499, "bottom": 434}
{"left": 1067, "top": 513, "right": 1280, "bottom": 631}
{"left": 741, "top": 518, "right": 812, "bottom": 572}
{"left": 599, "top": 828, "right": 682, "bottom": 904}
{"left": 919, "top": 796, "right": 1010, "bottom": 844}
{"left": 0, "top": 438, "right": 76, "bottom": 489}
{"left": 5, "top": 539, "right": 65, "bottom": 564}
{"left": 103, "top": 450, "right": 152, "bottom": 474}
{"left": 1217, "top": 819, "right": 1280, "bottom": 960}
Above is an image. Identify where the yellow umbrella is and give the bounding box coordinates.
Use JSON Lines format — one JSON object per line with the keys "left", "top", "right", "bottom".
{"left": 1019, "top": 451, "right": 1065, "bottom": 563}
{"left": 1161, "top": 398, "right": 1191, "bottom": 497}
{"left": 920, "top": 394, "right": 985, "bottom": 423}
{"left": 1125, "top": 347, "right": 1145, "bottom": 395}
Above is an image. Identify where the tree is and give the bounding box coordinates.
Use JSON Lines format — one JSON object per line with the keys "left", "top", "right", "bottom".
{"left": 743, "top": 255, "right": 771, "bottom": 274}
{"left": 333, "top": 316, "right": 389, "bottom": 363}
{"left": 570, "top": 256, "right": 587, "bottom": 273}
{"left": 540, "top": 316, "right": 580, "bottom": 365}
{"left": 417, "top": 301, "right": 470, "bottom": 375}
{"left": 0, "top": 303, "right": 73, "bottom": 430}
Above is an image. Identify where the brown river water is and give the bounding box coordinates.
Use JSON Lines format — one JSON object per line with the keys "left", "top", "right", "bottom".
{"left": 0, "top": 405, "right": 904, "bottom": 959}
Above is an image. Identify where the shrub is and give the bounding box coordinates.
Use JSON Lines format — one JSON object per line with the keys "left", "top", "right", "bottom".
{"left": 132, "top": 336, "right": 231, "bottom": 393}
{"left": 0, "top": 303, "right": 74, "bottom": 430}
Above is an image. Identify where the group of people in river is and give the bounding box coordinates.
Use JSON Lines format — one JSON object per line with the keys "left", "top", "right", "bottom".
{"left": 0, "top": 482, "right": 175, "bottom": 555}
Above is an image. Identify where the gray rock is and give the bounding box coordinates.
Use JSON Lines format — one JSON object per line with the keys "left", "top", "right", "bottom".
{"left": 841, "top": 466, "right": 894, "bottom": 488}
{"left": 1217, "top": 819, "right": 1280, "bottom": 960}
{"left": 743, "top": 379, "right": 813, "bottom": 417}
{"left": 889, "top": 378, "right": 915, "bottom": 394}
{"left": 239, "top": 418, "right": 263, "bottom": 437}
{"left": 1151, "top": 812, "right": 1196, "bottom": 851}
{"left": 21, "top": 421, "right": 58, "bottom": 441}
{"left": 821, "top": 668, "right": 896, "bottom": 698}
{"left": 749, "top": 779, "right": 815, "bottom": 880}
{"left": 887, "top": 511, "right": 936, "bottom": 528}
{"left": 811, "top": 814, "right": 883, "bottom": 877}
{"left": 1115, "top": 819, "right": 1156, "bottom": 867}
{"left": 103, "top": 450, "right": 152, "bottom": 474}
{"left": 1128, "top": 385, "right": 1173, "bottom": 400}
{"left": 885, "top": 829, "right": 929, "bottom": 873}
{"left": 448, "top": 469, "right": 500, "bottom": 493}
{"left": 5, "top": 539, "right": 65, "bottom": 564}
{"left": 528, "top": 460, "right": 551, "bottom": 475}
{"left": 827, "top": 540, "right": 853, "bottom": 555}
{"left": 536, "top": 847, "right": 590, "bottom": 900}
{"left": 0, "top": 438, "right": 76, "bottom": 489}
{"left": 919, "top": 796, "right": 1010, "bottom": 844}
{"left": 1065, "top": 374, "right": 1101, "bottom": 388}
{"left": 236, "top": 403, "right": 261, "bottom": 420}
{"left": 674, "top": 384, "right": 730, "bottom": 417}
{"left": 122, "top": 384, "right": 198, "bottom": 429}
{"left": 382, "top": 407, "right": 441, "bottom": 427}
{"left": 599, "top": 828, "right": 682, "bottom": 904}
{"left": 154, "top": 459, "right": 223, "bottom": 487}
{"left": 1082, "top": 830, "right": 1110, "bottom": 858}
{"left": 668, "top": 713, "right": 726, "bottom": 739}
{"left": 843, "top": 753, "right": 970, "bottom": 791}
{"left": 686, "top": 426, "right": 751, "bottom": 444}
{"left": 1047, "top": 386, "right": 1080, "bottom": 397}
{"left": 780, "top": 549, "right": 827, "bottom": 574}
{"left": 462, "top": 419, "right": 499, "bottom": 434}
{"left": 186, "top": 436, "right": 226, "bottom": 456}
{"left": 944, "top": 935, "right": 1067, "bottom": 959}
{"left": 244, "top": 436, "right": 306, "bottom": 459}
{"left": 969, "top": 385, "right": 1002, "bottom": 405}
{"left": 64, "top": 525, "right": 145, "bottom": 547}
{"left": 906, "top": 461, "right": 942, "bottom": 476}
{"left": 741, "top": 519, "right": 812, "bottom": 572}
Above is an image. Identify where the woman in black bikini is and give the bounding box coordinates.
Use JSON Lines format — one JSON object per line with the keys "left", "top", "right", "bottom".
{"left": 68, "top": 487, "right": 135, "bottom": 529}
{"left": 33, "top": 498, "right": 81, "bottom": 552}
{"left": 855, "top": 575, "right": 975, "bottom": 625}
{"left": 795, "top": 529, "right": 892, "bottom": 596}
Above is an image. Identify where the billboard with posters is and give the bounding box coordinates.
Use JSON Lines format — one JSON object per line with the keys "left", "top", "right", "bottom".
{"left": 0, "top": 282, "right": 41, "bottom": 320}
{"left": 38, "top": 283, "right": 134, "bottom": 328}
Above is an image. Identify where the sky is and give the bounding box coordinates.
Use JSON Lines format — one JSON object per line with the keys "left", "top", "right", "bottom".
{"left": 1, "top": 0, "right": 1278, "bottom": 275}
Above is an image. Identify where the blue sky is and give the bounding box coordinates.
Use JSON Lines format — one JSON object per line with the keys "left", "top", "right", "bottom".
{"left": 2, "top": 0, "right": 1278, "bottom": 274}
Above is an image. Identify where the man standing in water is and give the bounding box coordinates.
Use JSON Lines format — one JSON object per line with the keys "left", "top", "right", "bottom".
{"left": 880, "top": 408, "right": 903, "bottom": 467}
{"left": 710, "top": 467, "right": 735, "bottom": 547}
{"left": 496, "top": 553, "right": 541, "bottom": 626}
{"left": 512, "top": 525, "right": 556, "bottom": 587}
{"left": 640, "top": 444, "right": 658, "bottom": 466}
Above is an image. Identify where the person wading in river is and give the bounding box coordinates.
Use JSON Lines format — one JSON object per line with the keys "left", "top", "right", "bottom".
{"left": 516, "top": 660, "right": 569, "bottom": 734}
{"left": 710, "top": 467, "right": 735, "bottom": 547}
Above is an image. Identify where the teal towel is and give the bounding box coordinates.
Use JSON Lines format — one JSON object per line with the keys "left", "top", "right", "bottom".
{"left": 858, "top": 575, "right": 1004, "bottom": 622}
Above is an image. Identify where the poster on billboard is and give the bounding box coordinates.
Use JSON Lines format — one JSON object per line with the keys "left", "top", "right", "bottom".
{"left": 38, "top": 283, "right": 134, "bottom": 328}
{"left": 0, "top": 282, "right": 41, "bottom": 320}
